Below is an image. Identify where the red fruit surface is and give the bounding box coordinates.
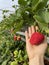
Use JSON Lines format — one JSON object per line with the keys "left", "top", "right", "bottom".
{"left": 14, "top": 35, "right": 17, "bottom": 41}
{"left": 30, "top": 32, "right": 45, "bottom": 45}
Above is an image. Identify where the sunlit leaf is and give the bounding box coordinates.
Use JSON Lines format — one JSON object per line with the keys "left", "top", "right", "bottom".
{"left": 32, "top": 0, "right": 48, "bottom": 12}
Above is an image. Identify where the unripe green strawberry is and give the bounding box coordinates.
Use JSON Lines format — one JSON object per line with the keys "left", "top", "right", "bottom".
{"left": 30, "top": 32, "right": 45, "bottom": 45}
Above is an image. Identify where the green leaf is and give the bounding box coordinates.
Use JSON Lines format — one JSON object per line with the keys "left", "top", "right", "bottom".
{"left": 34, "top": 10, "right": 49, "bottom": 27}
{"left": 16, "top": 9, "right": 22, "bottom": 19}
{"left": 12, "top": 5, "right": 15, "bottom": 8}
{"left": 32, "top": 0, "right": 48, "bottom": 12}
{"left": 3, "top": 15, "right": 6, "bottom": 18}
{"left": 18, "top": 0, "right": 27, "bottom": 6}
{"left": 10, "top": 61, "right": 18, "bottom": 65}
{"left": 33, "top": 14, "right": 48, "bottom": 30}
{"left": 38, "top": 10, "right": 49, "bottom": 23}
{"left": 1, "top": 60, "right": 7, "bottom": 65}
{"left": 23, "top": 62, "right": 28, "bottom": 65}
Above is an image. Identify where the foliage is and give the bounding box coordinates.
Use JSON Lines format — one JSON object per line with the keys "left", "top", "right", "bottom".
{"left": 0, "top": 0, "right": 49, "bottom": 65}
{"left": 1, "top": 0, "right": 49, "bottom": 33}
{"left": 0, "top": 31, "right": 28, "bottom": 65}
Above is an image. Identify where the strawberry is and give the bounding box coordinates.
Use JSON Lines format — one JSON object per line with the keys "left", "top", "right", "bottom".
{"left": 30, "top": 32, "right": 45, "bottom": 45}
{"left": 14, "top": 35, "right": 17, "bottom": 41}
{"left": 17, "top": 36, "right": 21, "bottom": 41}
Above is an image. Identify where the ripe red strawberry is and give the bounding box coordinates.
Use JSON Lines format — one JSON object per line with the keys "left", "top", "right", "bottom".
{"left": 14, "top": 35, "right": 17, "bottom": 41}
{"left": 30, "top": 32, "right": 45, "bottom": 45}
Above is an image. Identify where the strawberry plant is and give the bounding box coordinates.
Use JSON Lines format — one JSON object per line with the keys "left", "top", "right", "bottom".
{"left": 0, "top": 0, "right": 49, "bottom": 65}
